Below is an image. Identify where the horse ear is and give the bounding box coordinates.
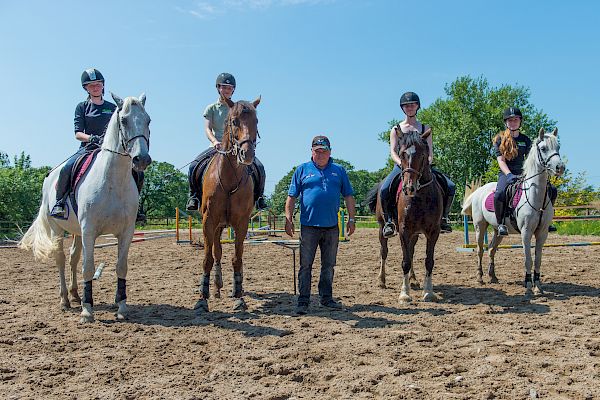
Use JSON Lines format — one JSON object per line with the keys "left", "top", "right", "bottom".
{"left": 421, "top": 127, "right": 432, "bottom": 140}
{"left": 111, "top": 92, "right": 124, "bottom": 110}
{"left": 252, "top": 96, "right": 261, "bottom": 108}
{"left": 538, "top": 127, "right": 545, "bottom": 140}
{"left": 139, "top": 93, "right": 146, "bottom": 107}
{"left": 222, "top": 95, "right": 235, "bottom": 108}
{"left": 551, "top": 127, "right": 558, "bottom": 137}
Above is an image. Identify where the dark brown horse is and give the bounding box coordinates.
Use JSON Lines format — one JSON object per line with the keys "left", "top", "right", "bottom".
{"left": 193, "top": 96, "right": 260, "bottom": 313}
{"left": 367, "top": 129, "right": 443, "bottom": 303}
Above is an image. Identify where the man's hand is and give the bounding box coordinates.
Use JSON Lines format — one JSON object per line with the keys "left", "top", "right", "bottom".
{"left": 285, "top": 218, "right": 295, "bottom": 237}
{"left": 346, "top": 218, "right": 356, "bottom": 236}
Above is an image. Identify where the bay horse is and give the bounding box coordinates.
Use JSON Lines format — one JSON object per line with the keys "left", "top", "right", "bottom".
{"left": 461, "top": 128, "right": 565, "bottom": 296}
{"left": 367, "top": 129, "right": 443, "bottom": 303}
{"left": 193, "top": 96, "right": 260, "bottom": 313}
{"left": 19, "top": 93, "right": 151, "bottom": 323}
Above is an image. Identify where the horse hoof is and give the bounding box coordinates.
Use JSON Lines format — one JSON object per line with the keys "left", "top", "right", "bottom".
{"left": 378, "top": 282, "right": 387, "bottom": 289}
{"left": 399, "top": 294, "right": 412, "bottom": 304}
{"left": 115, "top": 301, "right": 128, "bottom": 320}
{"left": 233, "top": 298, "right": 247, "bottom": 311}
{"left": 422, "top": 292, "right": 438, "bottom": 302}
{"left": 533, "top": 286, "right": 544, "bottom": 295}
{"left": 490, "top": 277, "right": 499, "bottom": 284}
{"left": 194, "top": 299, "right": 209, "bottom": 314}
{"left": 214, "top": 291, "right": 221, "bottom": 299}
{"left": 410, "top": 283, "right": 420, "bottom": 290}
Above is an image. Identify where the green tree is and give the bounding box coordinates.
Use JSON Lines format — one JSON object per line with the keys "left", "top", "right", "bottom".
{"left": 139, "top": 161, "right": 188, "bottom": 217}
{"left": 378, "top": 76, "right": 556, "bottom": 209}
{"left": 0, "top": 151, "right": 50, "bottom": 224}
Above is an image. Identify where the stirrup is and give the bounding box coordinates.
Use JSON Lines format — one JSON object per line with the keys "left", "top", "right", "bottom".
{"left": 186, "top": 196, "right": 199, "bottom": 211}
{"left": 440, "top": 218, "right": 452, "bottom": 233}
{"left": 50, "top": 203, "right": 66, "bottom": 218}
{"left": 382, "top": 221, "right": 396, "bottom": 238}
{"left": 497, "top": 224, "right": 509, "bottom": 236}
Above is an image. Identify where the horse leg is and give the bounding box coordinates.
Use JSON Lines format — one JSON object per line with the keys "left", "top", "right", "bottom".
{"left": 422, "top": 231, "right": 440, "bottom": 302}
{"left": 378, "top": 225, "right": 388, "bottom": 288}
{"left": 231, "top": 224, "right": 249, "bottom": 311}
{"left": 54, "top": 235, "right": 70, "bottom": 310}
{"left": 533, "top": 230, "right": 548, "bottom": 295}
{"left": 194, "top": 220, "right": 215, "bottom": 313}
{"left": 80, "top": 234, "right": 96, "bottom": 323}
{"left": 399, "top": 235, "right": 417, "bottom": 304}
{"left": 114, "top": 230, "right": 134, "bottom": 321}
{"left": 68, "top": 235, "right": 82, "bottom": 304}
{"left": 409, "top": 267, "right": 419, "bottom": 289}
{"left": 212, "top": 227, "right": 225, "bottom": 298}
{"left": 474, "top": 222, "right": 486, "bottom": 284}
{"left": 487, "top": 229, "right": 503, "bottom": 284}
{"left": 521, "top": 229, "right": 535, "bottom": 298}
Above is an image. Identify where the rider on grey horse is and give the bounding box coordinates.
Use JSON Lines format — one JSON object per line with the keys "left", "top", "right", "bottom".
{"left": 186, "top": 72, "right": 268, "bottom": 211}
{"left": 50, "top": 68, "right": 145, "bottom": 221}
{"left": 493, "top": 107, "right": 557, "bottom": 236}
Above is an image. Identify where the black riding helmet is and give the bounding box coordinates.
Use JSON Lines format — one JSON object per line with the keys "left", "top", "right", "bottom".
{"left": 503, "top": 107, "right": 523, "bottom": 121}
{"left": 216, "top": 72, "right": 236, "bottom": 88}
{"left": 81, "top": 68, "right": 105, "bottom": 89}
{"left": 400, "top": 91, "right": 421, "bottom": 111}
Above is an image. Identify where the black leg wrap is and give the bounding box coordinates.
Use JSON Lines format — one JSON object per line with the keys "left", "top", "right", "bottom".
{"left": 83, "top": 280, "right": 93, "bottom": 307}
{"left": 200, "top": 273, "right": 210, "bottom": 299}
{"left": 232, "top": 272, "right": 243, "bottom": 297}
{"left": 533, "top": 272, "right": 541, "bottom": 282}
{"left": 115, "top": 278, "right": 127, "bottom": 303}
{"left": 524, "top": 273, "right": 532, "bottom": 288}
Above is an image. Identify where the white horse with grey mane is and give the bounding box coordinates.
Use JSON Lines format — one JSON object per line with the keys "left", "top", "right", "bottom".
{"left": 19, "top": 93, "right": 151, "bottom": 323}
{"left": 461, "top": 128, "right": 565, "bottom": 296}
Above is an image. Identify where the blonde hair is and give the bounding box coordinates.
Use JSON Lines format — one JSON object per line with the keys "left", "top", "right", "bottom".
{"left": 492, "top": 129, "right": 518, "bottom": 160}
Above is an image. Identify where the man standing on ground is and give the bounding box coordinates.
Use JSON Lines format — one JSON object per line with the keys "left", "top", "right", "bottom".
{"left": 285, "top": 135, "right": 356, "bottom": 315}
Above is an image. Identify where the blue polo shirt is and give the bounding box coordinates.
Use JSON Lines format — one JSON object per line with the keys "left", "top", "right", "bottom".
{"left": 288, "top": 159, "right": 354, "bottom": 227}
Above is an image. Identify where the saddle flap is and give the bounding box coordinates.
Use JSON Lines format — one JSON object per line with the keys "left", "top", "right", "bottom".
{"left": 484, "top": 183, "right": 523, "bottom": 212}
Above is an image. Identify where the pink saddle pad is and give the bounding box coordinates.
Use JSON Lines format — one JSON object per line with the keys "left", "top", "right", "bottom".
{"left": 484, "top": 185, "right": 523, "bottom": 212}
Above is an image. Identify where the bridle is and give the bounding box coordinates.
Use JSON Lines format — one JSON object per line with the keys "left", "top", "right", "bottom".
{"left": 400, "top": 143, "right": 433, "bottom": 195}
{"left": 103, "top": 107, "right": 150, "bottom": 158}
{"left": 216, "top": 105, "right": 258, "bottom": 165}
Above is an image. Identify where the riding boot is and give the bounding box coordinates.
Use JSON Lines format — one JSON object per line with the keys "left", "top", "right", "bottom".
{"left": 548, "top": 184, "right": 558, "bottom": 232}
{"left": 494, "top": 198, "right": 508, "bottom": 236}
{"left": 251, "top": 161, "right": 268, "bottom": 210}
{"left": 381, "top": 197, "right": 397, "bottom": 239}
{"left": 50, "top": 197, "right": 68, "bottom": 219}
{"left": 440, "top": 193, "right": 454, "bottom": 233}
{"left": 50, "top": 165, "right": 72, "bottom": 219}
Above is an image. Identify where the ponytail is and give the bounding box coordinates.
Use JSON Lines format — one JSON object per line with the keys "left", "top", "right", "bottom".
{"left": 492, "top": 129, "right": 518, "bottom": 160}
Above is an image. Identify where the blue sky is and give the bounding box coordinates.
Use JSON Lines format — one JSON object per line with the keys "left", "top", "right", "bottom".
{"left": 1, "top": 0, "right": 598, "bottom": 194}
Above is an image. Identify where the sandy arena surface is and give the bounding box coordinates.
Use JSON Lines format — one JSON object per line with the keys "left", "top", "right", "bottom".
{"left": 1, "top": 229, "right": 599, "bottom": 399}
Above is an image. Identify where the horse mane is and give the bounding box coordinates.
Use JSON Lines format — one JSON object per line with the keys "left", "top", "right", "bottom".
{"left": 522, "top": 133, "right": 559, "bottom": 177}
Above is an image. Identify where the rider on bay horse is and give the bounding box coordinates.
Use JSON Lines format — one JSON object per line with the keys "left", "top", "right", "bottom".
{"left": 379, "top": 91, "right": 456, "bottom": 238}
{"left": 186, "top": 72, "right": 268, "bottom": 211}
{"left": 50, "top": 68, "right": 145, "bottom": 221}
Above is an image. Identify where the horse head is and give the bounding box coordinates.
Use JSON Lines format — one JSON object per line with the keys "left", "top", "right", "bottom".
{"left": 536, "top": 127, "right": 565, "bottom": 177}
{"left": 222, "top": 96, "right": 261, "bottom": 165}
{"left": 110, "top": 93, "right": 152, "bottom": 172}
{"left": 399, "top": 129, "right": 431, "bottom": 197}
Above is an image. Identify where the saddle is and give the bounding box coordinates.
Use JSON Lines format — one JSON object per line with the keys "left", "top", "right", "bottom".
{"left": 192, "top": 154, "right": 256, "bottom": 192}
{"left": 484, "top": 182, "right": 523, "bottom": 213}
{"left": 393, "top": 169, "right": 447, "bottom": 204}
{"left": 67, "top": 149, "right": 101, "bottom": 217}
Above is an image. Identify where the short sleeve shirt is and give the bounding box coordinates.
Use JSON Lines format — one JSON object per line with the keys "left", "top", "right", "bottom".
{"left": 74, "top": 100, "right": 117, "bottom": 148}
{"left": 288, "top": 159, "right": 354, "bottom": 227}
{"left": 203, "top": 100, "right": 229, "bottom": 141}
{"left": 493, "top": 133, "right": 532, "bottom": 175}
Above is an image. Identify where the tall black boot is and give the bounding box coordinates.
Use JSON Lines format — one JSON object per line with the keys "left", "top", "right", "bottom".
{"left": 381, "top": 194, "right": 396, "bottom": 238}
{"left": 50, "top": 165, "right": 72, "bottom": 218}
{"left": 251, "top": 163, "right": 268, "bottom": 210}
{"left": 494, "top": 198, "right": 508, "bottom": 236}
{"left": 440, "top": 193, "right": 454, "bottom": 233}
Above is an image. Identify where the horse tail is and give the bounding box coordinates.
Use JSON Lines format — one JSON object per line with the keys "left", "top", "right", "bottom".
{"left": 18, "top": 205, "right": 57, "bottom": 262}
{"left": 461, "top": 191, "right": 475, "bottom": 216}
{"left": 365, "top": 182, "right": 382, "bottom": 213}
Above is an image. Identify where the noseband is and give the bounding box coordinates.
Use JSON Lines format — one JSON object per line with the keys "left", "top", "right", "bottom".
{"left": 536, "top": 139, "right": 560, "bottom": 171}
{"left": 400, "top": 142, "right": 433, "bottom": 194}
